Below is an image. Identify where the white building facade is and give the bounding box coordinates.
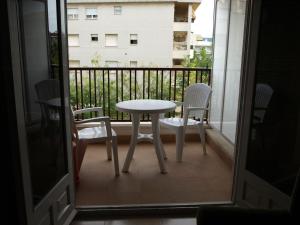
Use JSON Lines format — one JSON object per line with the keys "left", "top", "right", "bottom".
{"left": 67, "top": 0, "right": 200, "bottom": 67}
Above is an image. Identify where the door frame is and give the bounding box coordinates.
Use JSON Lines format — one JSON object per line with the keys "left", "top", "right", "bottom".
{"left": 232, "top": 0, "right": 290, "bottom": 208}
{"left": 231, "top": 0, "right": 261, "bottom": 204}
{"left": 8, "top": 0, "right": 293, "bottom": 222}
{"left": 7, "top": 0, "right": 77, "bottom": 224}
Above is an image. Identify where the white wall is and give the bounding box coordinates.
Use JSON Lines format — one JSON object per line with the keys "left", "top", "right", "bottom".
{"left": 210, "top": 0, "right": 247, "bottom": 144}
{"left": 67, "top": 3, "right": 174, "bottom": 67}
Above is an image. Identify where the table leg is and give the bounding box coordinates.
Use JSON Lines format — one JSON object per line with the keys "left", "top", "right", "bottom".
{"left": 157, "top": 120, "right": 167, "bottom": 160}
{"left": 122, "top": 113, "right": 140, "bottom": 172}
{"left": 151, "top": 113, "right": 167, "bottom": 174}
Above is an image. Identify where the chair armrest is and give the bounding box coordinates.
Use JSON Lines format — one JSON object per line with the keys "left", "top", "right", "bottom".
{"left": 185, "top": 107, "right": 209, "bottom": 112}
{"left": 73, "top": 107, "right": 103, "bottom": 116}
{"left": 74, "top": 116, "right": 110, "bottom": 124}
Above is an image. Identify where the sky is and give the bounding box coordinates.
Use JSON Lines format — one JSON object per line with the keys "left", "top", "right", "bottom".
{"left": 191, "top": 0, "right": 215, "bottom": 38}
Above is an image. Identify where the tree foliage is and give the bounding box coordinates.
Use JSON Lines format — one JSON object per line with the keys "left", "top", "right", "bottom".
{"left": 182, "top": 48, "right": 212, "bottom": 68}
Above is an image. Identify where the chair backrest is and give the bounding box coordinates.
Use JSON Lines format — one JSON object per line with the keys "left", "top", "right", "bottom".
{"left": 35, "top": 79, "right": 61, "bottom": 127}
{"left": 183, "top": 83, "right": 212, "bottom": 120}
{"left": 254, "top": 83, "right": 273, "bottom": 122}
{"left": 35, "top": 79, "right": 61, "bottom": 101}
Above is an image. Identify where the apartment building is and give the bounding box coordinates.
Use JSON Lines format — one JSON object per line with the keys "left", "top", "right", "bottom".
{"left": 67, "top": 0, "right": 201, "bottom": 67}
{"left": 191, "top": 34, "right": 213, "bottom": 55}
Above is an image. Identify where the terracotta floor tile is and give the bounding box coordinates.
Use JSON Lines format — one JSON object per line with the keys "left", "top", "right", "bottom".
{"left": 76, "top": 142, "right": 233, "bottom": 205}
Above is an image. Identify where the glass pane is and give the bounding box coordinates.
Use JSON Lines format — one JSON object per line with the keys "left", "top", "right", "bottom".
{"left": 21, "top": 0, "right": 68, "bottom": 205}
{"left": 246, "top": 1, "right": 300, "bottom": 196}
{"left": 221, "top": 0, "right": 247, "bottom": 143}
{"left": 210, "top": 0, "right": 230, "bottom": 130}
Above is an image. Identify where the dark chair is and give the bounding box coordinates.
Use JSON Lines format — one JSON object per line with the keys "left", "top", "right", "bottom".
{"left": 35, "top": 79, "right": 61, "bottom": 128}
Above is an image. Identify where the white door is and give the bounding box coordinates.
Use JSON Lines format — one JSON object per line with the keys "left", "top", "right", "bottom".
{"left": 8, "top": 0, "right": 76, "bottom": 224}
{"left": 233, "top": 0, "right": 299, "bottom": 210}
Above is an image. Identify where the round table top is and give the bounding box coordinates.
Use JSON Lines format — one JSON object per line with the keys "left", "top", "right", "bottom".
{"left": 116, "top": 99, "right": 176, "bottom": 114}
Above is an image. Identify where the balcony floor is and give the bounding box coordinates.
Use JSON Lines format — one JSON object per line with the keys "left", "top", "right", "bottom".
{"left": 75, "top": 141, "right": 233, "bottom": 206}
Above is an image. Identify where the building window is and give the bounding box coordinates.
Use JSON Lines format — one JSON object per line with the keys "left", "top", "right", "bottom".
{"left": 86, "top": 8, "right": 98, "bottom": 19}
{"left": 67, "top": 8, "right": 79, "bottom": 20}
{"left": 68, "top": 34, "right": 79, "bottom": 46}
{"left": 130, "top": 34, "right": 138, "bottom": 45}
{"left": 105, "top": 34, "right": 118, "bottom": 47}
{"left": 91, "top": 34, "right": 98, "bottom": 42}
{"left": 130, "top": 61, "right": 137, "bottom": 67}
{"left": 114, "top": 6, "right": 122, "bottom": 15}
{"left": 69, "top": 60, "right": 80, "bottom": 67}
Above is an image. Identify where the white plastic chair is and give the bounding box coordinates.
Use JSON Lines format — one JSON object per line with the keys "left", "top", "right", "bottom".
{"left": 159, "top": 83, "right": 212, "bottom": 162}
{"left": 71, "top": 107, "right": 119, "bottom": 176}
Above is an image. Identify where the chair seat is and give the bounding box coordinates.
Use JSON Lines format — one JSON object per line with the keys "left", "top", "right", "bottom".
{"left": 78, "top": 126, "right": 117, "bottom": 142}
{"left": 159, "top": 117, "right": 202, "bottom": 127}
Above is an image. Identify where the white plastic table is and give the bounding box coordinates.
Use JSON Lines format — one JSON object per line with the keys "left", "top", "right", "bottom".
{"left": 116, "top": 99, "right": 176, "bottom": 173}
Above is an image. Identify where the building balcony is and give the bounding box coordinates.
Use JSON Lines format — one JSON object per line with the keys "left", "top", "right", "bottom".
{"left": 173, "top": 41, "right": 188, "bottom": 50}
{"left": 64, "top": 66, "right": 234, "bottom": 206}
{"left": 174, "top": 17, "right": 188, "bottom": 23}
{"left": 173, "top": 22, "right": 189, "bottom": 31}
{"left": 173, "top": 41, "right": 189, "bottom": 59}
{"left": 173, "top": 49, "right": 189, "bottom": 59}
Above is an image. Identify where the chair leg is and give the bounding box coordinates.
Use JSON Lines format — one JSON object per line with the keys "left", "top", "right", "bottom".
{"left": 176, "top": 128, "right": 184, "bottom": 162}
{"left": 112, "top": 137, "right": 120, "bottom": 176}
{"left": 198, "top": 124, "right": 207, "bottom": 155}
{"left": 106, "top": 139, "right": 112, "bottom": 160}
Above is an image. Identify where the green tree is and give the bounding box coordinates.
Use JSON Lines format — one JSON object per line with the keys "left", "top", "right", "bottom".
{"left": 182, "top": 48, "right": 212, "bottom": 68}
{"left": 91, "top": 52, "right": 101, "bottom": 67}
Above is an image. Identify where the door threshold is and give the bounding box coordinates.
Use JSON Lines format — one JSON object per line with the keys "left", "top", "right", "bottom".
{"left": 75, "top": 201, "right": 233, "bottom": 220}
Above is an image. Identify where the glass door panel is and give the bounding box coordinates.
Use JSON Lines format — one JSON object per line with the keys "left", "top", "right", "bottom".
{"left": 21, "top": 0, "right": 67, "bottom": 206}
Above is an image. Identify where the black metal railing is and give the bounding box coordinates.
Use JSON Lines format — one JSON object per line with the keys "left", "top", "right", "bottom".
{"left": 68, "top": 67, "right": 211, "bottom": 121}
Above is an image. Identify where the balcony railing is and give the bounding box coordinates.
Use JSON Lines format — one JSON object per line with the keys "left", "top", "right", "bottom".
{"left": 174, "top": 17, "right": 188, "bottom": 22}
{"left": 173, "top": 42, "right": 188, "bottom": 50}
{"left": 69, "top": 67, "right": 211, "bottom": 121}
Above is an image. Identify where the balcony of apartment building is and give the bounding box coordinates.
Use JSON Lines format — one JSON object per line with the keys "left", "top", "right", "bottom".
{"left": 173, "top": 31, "right": 189, "bottom": 62}
{"left": 173, "top": 3, "right": 189, "bottom": 32}
{"left": 173, "top": 2, "right": 197, "bottom": 31}
{"left": 64, "top": 66, "right": 234, "bottom": 206}
{"left": 37, "top": 0, "right": 240, "bottom": 209}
